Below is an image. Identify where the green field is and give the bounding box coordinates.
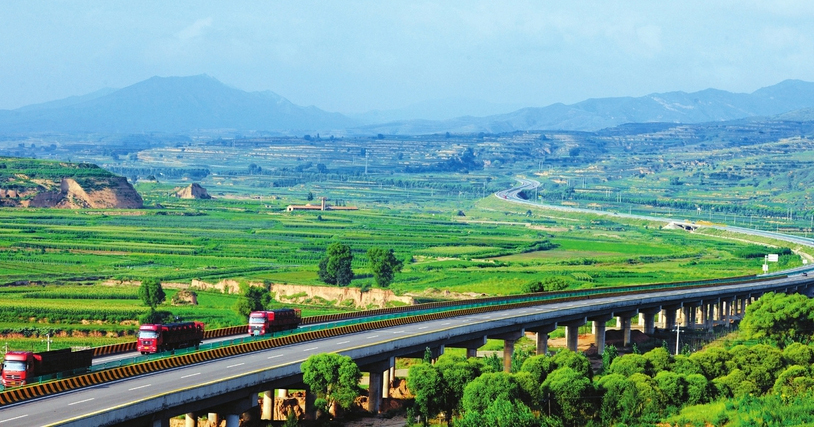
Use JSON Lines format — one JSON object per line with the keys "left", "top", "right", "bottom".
{"left": 0, "top": 157, "right": 806, "bottom": 353}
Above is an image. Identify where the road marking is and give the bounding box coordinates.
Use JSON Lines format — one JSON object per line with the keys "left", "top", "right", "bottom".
{"left": 68, "top": 398, "right": 94, "bottom": 406}
{"left": 128, "top": 384, "right": 151, "bottom": 391}
{"left": 392, "top": 330, "right": 405, "bottom": 334}
{"left": 367, "top": 335, "right": 379, "bottom": 339}
{"left": 303, "top": 347, "right": 319, "bottom": 352}
{"left": 268, "top": 354, "right": 283, "bottom": 359}
{"left": 337, "top": 341, "right": 350, "bottom": 345}
{"left": 181, "top": 372, "right": 201, "bottom": 379}
{"left": 227, "top": 363, "right": 245, "bottom": 368}
{"left": 418, "top": 326, "right": 428, "bottom": 330}
{"left": 442, "top": 322, "right": 451, "bottom": 325}
{"left": 0, "top": 415, "right": 28, "bottom": 424}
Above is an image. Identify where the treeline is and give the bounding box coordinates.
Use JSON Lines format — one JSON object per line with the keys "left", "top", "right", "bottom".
{"left": 402, "top": 291, "right": 814, "bottom": 426}
{"left": 105, "top": 166, "right": 211, "bottom": 180}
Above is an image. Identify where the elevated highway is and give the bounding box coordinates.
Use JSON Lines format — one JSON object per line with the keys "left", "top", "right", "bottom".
{"left": 1, "top": 274, "right": 811, "bottom": 426}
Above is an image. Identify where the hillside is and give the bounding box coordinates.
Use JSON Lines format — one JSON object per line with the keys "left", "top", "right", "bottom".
{"left": 0, "top": 157, "right": 143, "bottom": 208}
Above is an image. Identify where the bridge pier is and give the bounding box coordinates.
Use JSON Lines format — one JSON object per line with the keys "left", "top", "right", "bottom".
{"left": 491, "top": 330, "right": 524, "bottom": 372}
{"left": 361, "top": 357, "right": 394, "bottom": 413}
{"left": 527, "top": 324, "right": 557, "bottom": 355}
{"left": 562, "top": 319, "right": 586, "bottom": 352}
{"left": 152, "top": 419, "right": 169, "bottom": 427}
{"left": 447, "top": 336, "right": 487, "bottom": 360}
{"left": 641, "top": 308, "right": 660, "bottom": 334}
{"left": 208, "top": 413, "right": 220, "bottom": 426}
{"left": 185, "top": 413, "right": 196, "bottom": 427}
{"left": 588, "top": 315, "right": 612, "bottom": 354}
{"left": 225, "top": 413, "right": 240, "bottom": 427}
{"left": 615, "top": 310, "right": 638, "bottom": 347}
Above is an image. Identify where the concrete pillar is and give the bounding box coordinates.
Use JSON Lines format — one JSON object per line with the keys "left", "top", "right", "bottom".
{"left": 594, "top": 321, "right": 607, "bottom": 354}
{"left": 277, "top": 389, "right": 288, "bottom": 398}
{"left": 706, "top": 303, "right": 715, "bottom": 328}
{"left": 741, "top": 298, "right": 747, "bottom": 315}
{"left": 527, "top": 325, "right": 555, "bottom": 356}
{"left": 390, "top": 365, "right": 396, "bottom": 383}
{"left": 681, "top": 306, "right": 692, "bottom": 327}
{"left": 643, "top": 312, "right": 656, "bottom": 335}
{"left": 535, "top": 332, "right": 548, "bottom": 355}
{"left": 368, "top": 370, "right": 383, "bottom": 413}
{"left": 699, "top": 304, "right": 707, "bottom": 328}
{"left": 503, "top": 339, "right": 515, "bottom": 372}
{"left": 225, "top": 414, "right": 240, "bottom": 427}
{"left": 664, "top": 307, "right": 678, "bottom": 331}
{"left": 638, "top": 313, "right": 645, "bottom": 328}
{"left": 208, "top": 413, "right": 220, "bottom": 427}
{"left": 382, "top": 368, "right": 391, "bottom": 399}
{"left": 466, "top": 348, "right": 477, "bottom": 358}
{"left": 565, "top": 324, "right": 579, "bottom": 352}
{"left": 152, "top": 419, "right": 169, "bottom": 427}
{"left": 261, "top": 390, "right": 273, "bottom": 421}
{"left": 623, "top": 316, "right": 632, "bottom": 346}
{"left": 185, "top": 414, "right": 196, "bottom": 427}
{"left": 658, "top": 310, "right": 666, "bottom": 328}
{"left": 725, "top": 298, "right": 734, "bottom": 326}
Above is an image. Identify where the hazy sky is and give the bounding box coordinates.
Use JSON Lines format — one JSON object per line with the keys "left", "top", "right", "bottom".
{"left": 2, "top": 1, "right": 814, "bottom": 115}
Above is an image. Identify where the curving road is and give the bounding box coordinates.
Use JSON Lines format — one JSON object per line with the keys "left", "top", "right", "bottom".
{"left": 0, "top": 274, "right": 810, "bottom": 426}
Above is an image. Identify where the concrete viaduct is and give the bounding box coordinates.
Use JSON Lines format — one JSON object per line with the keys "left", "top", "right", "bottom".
{"left": 5, "top": 274, "right": 812, "bottom": 427}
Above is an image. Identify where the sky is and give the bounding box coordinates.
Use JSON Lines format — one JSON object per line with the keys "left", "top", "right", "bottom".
{"left": 2, "top": 1, "right": 814, "bottom": 117}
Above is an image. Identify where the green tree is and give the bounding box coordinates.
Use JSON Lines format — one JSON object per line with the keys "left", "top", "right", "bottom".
{"left": 689, "top": 347, "right": 731, "bottom": 380}
{"left": 601, "top": 344, "right": 618, "bottom": 373}
{"left": 741, "top": 292, "right": 814, "bottom": 347}
{"left": 434, "top": 355, "right": 483, "bottom": 421}
{"left": 783, "top": 342, "right": 814, "bottom": 366}
{"left": 685, "top": 373, "right": 713, "bottom": 405}
{"left": 301, "top": 353, "right": 361, "bottom": 416}
{"left": 283, "top": 408, "right": 299, "bottom": 427}
{"left": 542, "top": 367, "right": 598, "bottom": 425}
{"left": 318, "top": 242, "right": 354, "bottom": 286}
{"left": 643, "top": 347, "right": 673, "bottom": 374}
{"left": 306, "top": 191, "right": 314, "bottom": 201}
{"left": 233, "top": 284, "right": 271, "bottom": 317}
{"left": 609, "top": 353, "right": 651, "bottom": 377}
{"left": 138, "top": 278, "right": 165, "bottom": 309}
{"left": 654, "top": 371, "right": 687, "bottom": 408}
{"left": 408, "top": 363, "right": 443, "bottom": 426}
{"left": 462, "top": 371, "right": 521, "bottom": 414}
{"left": 456, "top": 397, "right": 538, "bottom": 427}
{"left": 773, "top": 365, "right": 814, "bottom": 396}
{"left": 597, "top": 374, "right": 640, "bottom": 425}
{"left": 523, "top": 276, "right": 570, "bottom": 293}
{"left": 366, "top": 247, "right": 403, "bottom": 288}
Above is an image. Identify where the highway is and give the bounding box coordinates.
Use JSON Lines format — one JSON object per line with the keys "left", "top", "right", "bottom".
{"left": 497, "top": 178, "right": 814, "bottom": 253}
{"left": 0, "top": 273, "right": 809, "bottom": 426}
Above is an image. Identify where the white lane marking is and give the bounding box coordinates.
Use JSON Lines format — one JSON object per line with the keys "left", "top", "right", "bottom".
{"left": 227, "top": 363, "right": 245, "bottom": 368}
{"left": 418, "top": 326, "right": 428, "bottom": 330}
{"left": 128, "top": 384, "right": 151, "bottom": 391}
{"left": 181, "top": 372, "right": 201, "bottom": 379}
{"left": 0, "top": 415, "right": 28, "bottom": 424}
{"left": 303, "top": 347, "right": 319, "bottom": 352}
{"left": 68, "top": 398, "right": 95, "bottom": 406}
{"left": 366, "top": 335, "right": 380, "bottom": 339}
{"left": 337, "top": 341, "right": 350, "bottom": 345}
{"left": 442, "top": 322, "right": 451, "bottom": 325}
{"left": 392, "top": 330, "right": 405, "bottom": 334}
{"left": 268, "top": 354, "right": 283, "bottom": 359}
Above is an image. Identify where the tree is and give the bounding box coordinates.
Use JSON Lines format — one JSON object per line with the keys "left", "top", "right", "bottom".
{"left": 522, "top": 276, "right": 570, "bottom": 293}
{"left": 741, "top": 292, "right": 814, "bottom": 347}
{"left": 366, "top": 248, "right": 403, "bottom": 288}
{"left": 301, "top": 353, "right": 361, "bottom": 416}
{"left": 318, "top": 243, "right": 354, "bottom": 286}
{"left": 306, "top": 191, "right": 314, "bottom": 201}
{"left": 456, "top": 397, "right": 538, "bottom": 427}
{"left": 233, "top": 284, "right": 271, "bottom": 317}
{"left": 138, "top": 278, "right": 165, "bottom": 309}
{"left": 542, "top": 367, "right": 598, "bottom": 425}
{"left": 408, "top": 362, "right": 443, "bottom": 426}
{"left": 434, "top": 355, "right": 484, "bottom": 421}
{"left": 462, "top": 372, "right": 521, "bottom": 414}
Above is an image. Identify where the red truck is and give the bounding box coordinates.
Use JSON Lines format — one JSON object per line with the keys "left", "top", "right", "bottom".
{"left": 248, "top": 309, "right": 302, "bottom": 336}
{"left": 1, "top": 348, "right": 93, "bottom": 387}
{"left": 137, "top": 321, "right": 204, "bottom": 354}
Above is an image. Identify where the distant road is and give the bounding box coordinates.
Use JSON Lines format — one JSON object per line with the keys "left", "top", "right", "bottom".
{"left": 496, "top": 178, "right": 814, "bottom": 272}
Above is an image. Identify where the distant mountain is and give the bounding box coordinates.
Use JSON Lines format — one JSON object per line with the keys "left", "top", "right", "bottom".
{"left": 350, "top": 79, "right": 814, "bottom": 134}
{"left": 0, "top": 75, "right": 356, "bottom": 134}
{"left": 351, "top": 97, "right": 525, "bottom": 123}
{"left": 4, "top": 76, "right": 814, "bottom": 136}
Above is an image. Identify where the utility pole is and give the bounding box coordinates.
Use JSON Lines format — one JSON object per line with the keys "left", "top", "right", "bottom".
{"left": 674, "top": 324, "right": 682, "bottom": 355}
{"left": 42, "top": 332, "right": 52, "bottom": 351}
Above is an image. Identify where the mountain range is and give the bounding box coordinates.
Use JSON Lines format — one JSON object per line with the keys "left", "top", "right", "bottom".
{"left": 2, "top": 75, "right": 814, "bottom": 135}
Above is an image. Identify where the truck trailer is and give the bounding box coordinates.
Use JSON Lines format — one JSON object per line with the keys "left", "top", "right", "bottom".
{"left": 137, "top": 321, "right": 204, "bottom": 354}
{"left": 1, "top": 348, "right": 93, "bottom": 387}
{"left": 248, "top": 309, "right": 302, "bottom": 336}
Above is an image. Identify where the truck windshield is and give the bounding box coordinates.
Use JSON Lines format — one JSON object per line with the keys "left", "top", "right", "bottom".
{"left": 2, "top": 360, "right": 26, "bottom": 372}
{"left": 249, "top": 317, "right": 265, "bottom": 324}
{"left": 138, "top": 330, "right": 158, "bottom": 339}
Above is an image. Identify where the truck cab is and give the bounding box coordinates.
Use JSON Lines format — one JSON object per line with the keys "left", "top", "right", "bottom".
{"left": 137, "top": 324, "right": 162, "bottom": 354}
{"left": 1, "top": 352, "right": 32, "bottom": 387}
{"left": 249, "top": 311, "right": 272, "bottom": 336}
